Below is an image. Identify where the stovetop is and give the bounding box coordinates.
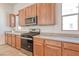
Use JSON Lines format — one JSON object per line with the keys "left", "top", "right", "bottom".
{"left": 21, "top": 32, "right": 40, "bottom": 38}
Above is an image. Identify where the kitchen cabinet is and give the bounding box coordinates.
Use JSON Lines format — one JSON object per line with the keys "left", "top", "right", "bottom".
{"left": 9, "top": 14, "right": 16, "bottom": 27}
{"left": 45, "top": 45, "right": 61, "bottom": 56}
{"left": 31, "top": 4, "right": 36, "bottom": 16}
{"left": 19, "top": 8, "right": 26, "bottom": 26}
{"left": 28, "top": 6, "right": 31, "bottom": 17}
{"left": 63, "top": 49, "right": 79, "bottom": 56}
{"left": 33, "top": 37, "right": 61, "bottom": 56}
{"left": 62, "top": 42, "right": 79, "bottom": 56}
{"left": 33, "top": 37, "right": 44, "bottom": 56}
{"left": 11, "top": 34, "right": 16, "bottom": 47}
{"left": 5, "top": 33, "right": 8, "bottom": 44}
{"left": 25, "top": 4, "right": 36, "bottom": 18}
{"left": 15, "top": 35, "right": 21, "bottom": 49}
{"left": 37, "top": 3, "right": 55, "bottom": 25}
{"left": 44, "top": 40, "right": 61, "bottom": 56}
{"left": 6, "top": 33, "right": 21, "bottom": 50}
{"left": 7, "top": 34, "right": 12, "bottom": 45}
{"left": 19, "top": 3, "right": 55, "bottom": 26}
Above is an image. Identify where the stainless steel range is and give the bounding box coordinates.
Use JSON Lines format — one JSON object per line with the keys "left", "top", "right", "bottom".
{"left": 21, "top": 29, "right": 40, "bottom": 55}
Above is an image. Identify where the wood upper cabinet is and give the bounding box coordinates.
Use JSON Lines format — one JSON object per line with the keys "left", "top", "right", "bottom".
{"left": 44, "top": 40, "right": 61, "bottom": 56}
{"left": 15, "top": 35, "right": 21, "bottom": 49}
{"left": 9, "top": 14, "right": 16, "bottom": 27}
{"left": 19, "top": 8, "right": 26, "bottom": 26}
{"left": 19, "top": 3, "right": 55, "bottom": 25}
{"left": 31, "top": 4, "right": 36, "bottom": 16}
{"left": 28, "top": 6, "right": 32, "bottom": 17}
{"left": 11, "top": 34, "right": 16, "bottom": 47}
{"left": 7, "top": 34, "right": 12, "bottom": 45}
{"left": 25, "top": 4, "right": 36, "bottom": 18}
{"left": 25, "top": 7, "right": 29, "bottom": 18}
{"left": 37, "top": 3, "right": 55, "bottom": 25}
{"left": 33, "top": 37, "right": 44, "bottom": 56}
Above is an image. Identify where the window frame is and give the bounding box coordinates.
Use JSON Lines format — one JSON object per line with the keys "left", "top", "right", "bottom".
{"left": 61, "top": 3, "right": 79, "bottom": 31}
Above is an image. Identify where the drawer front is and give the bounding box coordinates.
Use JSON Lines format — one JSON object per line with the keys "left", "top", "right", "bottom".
{"left": 33, "top": 37, "right": 44, "bottom": 44}
{"left": 63, "top": 42, "right": 79, "bottom": 51}
{"left": 45, "top": 40, "right": 61, "bottom": 47}
{"left": 63, "top": 49, "right": 79, "bottom": 56}
{"left": 45, "top": 44, "right": 61, "bottom": 56}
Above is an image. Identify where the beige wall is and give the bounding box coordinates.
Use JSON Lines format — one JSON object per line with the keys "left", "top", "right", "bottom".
{"left": 0, "top": 4, "right": 13, "bottom": 45}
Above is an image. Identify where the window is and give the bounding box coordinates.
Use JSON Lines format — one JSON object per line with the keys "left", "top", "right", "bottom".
{"left": 62, "top": 3, "right": 78, "bottom": 30}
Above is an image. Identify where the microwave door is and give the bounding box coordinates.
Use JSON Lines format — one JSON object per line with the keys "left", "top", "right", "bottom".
{"left": 25, "top": 17, "right": 37, "bottom": 25}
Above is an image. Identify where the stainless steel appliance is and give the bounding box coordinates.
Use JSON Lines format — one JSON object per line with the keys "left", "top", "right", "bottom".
{"left": 25, "top": 16, "right": 37, "bottom": 25}
{"left": 21, "top": 29, "right": 40, "bottom": 55}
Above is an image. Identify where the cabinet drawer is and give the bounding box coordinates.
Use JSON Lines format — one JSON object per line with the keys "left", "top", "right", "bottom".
{"left": 33, "top": 37, "right": 44, "bottom": 44}
{"left": 63, "top": 49, "right": 79, "bottom": 56}
{"left": 63, "top": 42, "right": 79, "bottom": 51}
{"left": 45, "top": 40, "right": 61, "bottom": 47}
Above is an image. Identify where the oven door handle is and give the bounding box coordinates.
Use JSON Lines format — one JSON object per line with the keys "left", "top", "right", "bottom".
{"left": 21, "top": 37, "right": 32, "bottom": 40}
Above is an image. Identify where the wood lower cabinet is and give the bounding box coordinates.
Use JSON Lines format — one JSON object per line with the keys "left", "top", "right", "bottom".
{"left": 62, "top": 42, "right": 79, "bottom": 56}
{"left": 44, "top": 40, "right": 61, "bottom": 56}
{"left": 33, "top": 37, "right": 61, "bottom": 56}
{"left": 11, "top": 34, "right": 16, "bottom": 47}
{"left": 33, "top": 38, "right": 44, "bottom": 56}
{"left": 45, "top": 44, "right": 61, "bottom": 56}
{"left": 15, "top": 35, "right": 21, "bottom": 49}
{"left": 33, "top": 43, "right": 44, "bottom": 56}
{"left": 63, "top": 49, "right": 79, "bottom": 56}
{"left": 5, "top": 33, "right": 8, "bottom": 44}
{"left": 6, "top": 33, "right": 21, "bottom": 49}
{"left": 7, "top": 34, "right": 12, "bottom": 45}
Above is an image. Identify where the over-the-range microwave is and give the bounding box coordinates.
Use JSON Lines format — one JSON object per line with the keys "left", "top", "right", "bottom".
{"left": 25, "top": 16, "right": 37, "bottom": 26}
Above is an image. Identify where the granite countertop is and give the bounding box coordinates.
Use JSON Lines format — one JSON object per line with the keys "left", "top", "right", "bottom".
{"left": 5, "top": 31, "right": 28, "bottom": 35}
{"left": 34, "top": 33, "right": 79, "bottom": 43}
{"left": 6, "top": 31, "right": 79, "bottom": 43}
{"left": 5, "top": 31, "right": 21, "bottom": 35}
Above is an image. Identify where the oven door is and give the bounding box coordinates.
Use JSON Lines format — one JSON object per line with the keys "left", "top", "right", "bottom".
{"left": 21, "top": 37, "right": 33, "bottom": 52}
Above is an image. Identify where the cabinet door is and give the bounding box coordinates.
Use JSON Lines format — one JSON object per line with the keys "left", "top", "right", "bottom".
{"left": 33, "top": 38, "right": 44, "bottom": 56}
{"left": 19, "top": 8, "right": 26, "bottom": 26}
{"left": 9, "top": 14, "right": 16, "bottom": 27}
{"left": 37, "top": 3, "right": 55, "bottom": 25}
{"left": 7, "top": 34, "right": 12, "bottom": 45}
{"left": 11, "top": 34, "right": 16, "bottom": 47}
{"left": 63, "top": 49, "right": 79, "bottom": 56}
{"left": 15, "top": 35, "right": 21, "bottom": 49}
{"left": 33, "top": 43, "right": 44, "bottom": 56}
{"left": 31, "top": 4, "right": 36, "bottom": 16}
{"left": 25, "top": 7, "right": 29, "bottom": 18}
{"left": 28, "top": 6, "right": 32, "bottom": 17}
{"left": 5, "top": 33, "right": 8, "bottom": 44}
{"left": 45, "top": 44, "right": 61, "bottom": 56}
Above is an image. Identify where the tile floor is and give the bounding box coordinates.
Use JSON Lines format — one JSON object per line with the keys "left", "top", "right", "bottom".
{"left": 0, "top": 45, "right": 27, "bottom": 56}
